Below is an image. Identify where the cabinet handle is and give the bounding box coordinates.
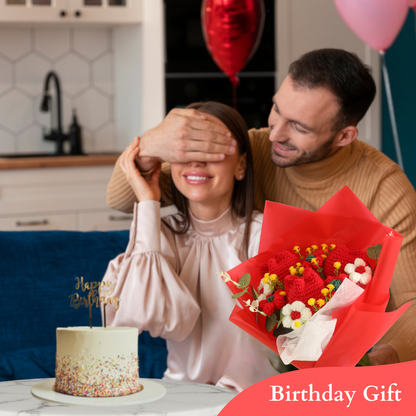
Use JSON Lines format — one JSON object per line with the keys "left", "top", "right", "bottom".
{"left": 109, "top": 215, "right": 133, "bottom": 222}
{"left": 16, "top": 219, "right": 49, "bottom": 227}
{"left": 60, "top": 10, "right": 67, "bottom": 17}
{"left": 74, "top": 10, "right": 82, "bottom": 17}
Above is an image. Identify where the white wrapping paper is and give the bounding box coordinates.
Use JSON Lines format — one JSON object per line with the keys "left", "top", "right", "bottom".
{"left": 276, "top": 278, "right": 364, "bottom": 364}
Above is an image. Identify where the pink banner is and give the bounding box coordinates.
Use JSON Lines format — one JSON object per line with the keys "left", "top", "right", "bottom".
{"left": 219, "top": 360, "right": 416, "bottom": 414}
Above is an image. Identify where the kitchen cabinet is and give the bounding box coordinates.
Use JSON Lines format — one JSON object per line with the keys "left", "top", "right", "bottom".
{"left": 0, "top": 0, "right": 141, "bottom": 24}
{"left": 0, "top": 165, "right": 134, "bottom": 231}
{"left": 0, "top": 164, "right": 178, "bottom": 231}
{"left": 0, "top": 213, "right": 77, "bottom": 231}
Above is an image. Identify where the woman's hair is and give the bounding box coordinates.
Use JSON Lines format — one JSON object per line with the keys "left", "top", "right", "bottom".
{"left": 163, "top": 101, "right": 254, "bottom": 259}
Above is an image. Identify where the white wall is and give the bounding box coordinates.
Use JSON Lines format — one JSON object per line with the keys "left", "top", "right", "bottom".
{"left": 277, "top": 0, "right": 381, "bottom": 150}
{"left": 113, "top": 0, "right": 165, "bottom": 151}
{"left": 113, "top": 24, "right": 142, "bottom": 151}
{"left": 0, "top": 26, "right": 116, "bottom": 155}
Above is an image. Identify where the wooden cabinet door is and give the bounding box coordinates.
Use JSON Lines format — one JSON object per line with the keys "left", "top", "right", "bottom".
{"left": 0, "top": 213, "right": 77, "bottom": 230}
{"left": 77, "top": 210, "right": 133, "bottom": 231}
{"left": 0, "top": 0, "right": 68, "bottom": 23}
{"left": 69, "top": 0, "right": 141, "bottom": 23}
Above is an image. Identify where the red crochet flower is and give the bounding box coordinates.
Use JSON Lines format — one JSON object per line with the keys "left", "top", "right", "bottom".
{"left": 322, "top": 245, "right": 366, "bottom": 278}
{"left": 263, "top": 302, "right": 275, "bottom": 316}
{"left": 284, "top": 267, "right": 326, "bottom": 305}
{"left": 327, "top": 273, "right": 348, "bottom": 284}
{"left": 258, "top": 299, "right": 268, "bottom": 311}
{"left": 260, "top": 250, "right": 298, "bottom": 281}
{"left": 273, "top": 293, "right": 286, "bottom": 310}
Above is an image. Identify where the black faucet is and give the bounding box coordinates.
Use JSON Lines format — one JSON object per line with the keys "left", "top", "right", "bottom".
{"left": 40, "top": 71, "right": 68, "bottom": 155}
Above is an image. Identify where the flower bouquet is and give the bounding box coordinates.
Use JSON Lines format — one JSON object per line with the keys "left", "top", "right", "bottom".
{"left": 221, "top": 187, "right": 411, "bottom": 369}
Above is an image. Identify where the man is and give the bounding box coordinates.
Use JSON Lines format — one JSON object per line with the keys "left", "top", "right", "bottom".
{"left": 107, "top": 49, "right": 416, "bottom": 366}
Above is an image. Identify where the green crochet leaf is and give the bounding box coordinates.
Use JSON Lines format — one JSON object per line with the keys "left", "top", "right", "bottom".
{"left": 231, "top": 291, "right": 245, "bottom": 299}
{"left": 367, "top": 244, "right": 382, "bottom": 260}
{"left": 329, "top": 279, "right": 342, "bottom": 290}
{"left": 265, "top": 312, "right": 278, "bottom": 332}
{"left": 237, "top": 273, "right": 250, "bottom": 289}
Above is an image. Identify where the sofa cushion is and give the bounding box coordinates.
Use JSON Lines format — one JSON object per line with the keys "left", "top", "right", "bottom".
{"left": 0, "top": 230, "right": 167, "bottom": 381}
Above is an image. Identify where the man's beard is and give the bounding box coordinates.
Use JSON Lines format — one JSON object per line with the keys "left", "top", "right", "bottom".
{"left": 269, "top": 134, "right": 337, "bottom": 168}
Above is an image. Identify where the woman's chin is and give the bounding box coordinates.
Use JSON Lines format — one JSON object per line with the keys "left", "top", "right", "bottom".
{"left": 185, "top": 194, "right": 210, "bottom": 204}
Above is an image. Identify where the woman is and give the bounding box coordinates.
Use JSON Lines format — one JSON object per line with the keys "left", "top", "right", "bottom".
{"left": 102, "top": 102, "right": 280, "bottom": 392}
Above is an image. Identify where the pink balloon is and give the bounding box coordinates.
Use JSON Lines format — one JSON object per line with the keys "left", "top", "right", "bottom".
{"left": 334, "top": 0, "right": 409, "bottom": 52}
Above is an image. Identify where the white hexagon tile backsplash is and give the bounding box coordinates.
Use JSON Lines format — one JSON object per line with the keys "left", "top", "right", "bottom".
{"left": 0, "top": 27, "right": 115, "bottom": 154}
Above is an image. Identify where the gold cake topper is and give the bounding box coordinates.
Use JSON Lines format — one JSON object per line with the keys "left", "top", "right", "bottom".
{"left": 69, "top": 277, "right": 120, "bottom": 328}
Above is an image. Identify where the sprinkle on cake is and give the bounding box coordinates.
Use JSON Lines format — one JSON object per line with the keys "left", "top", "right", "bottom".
{"left": 53, "top": 327, "right": 142, "bottom": 397}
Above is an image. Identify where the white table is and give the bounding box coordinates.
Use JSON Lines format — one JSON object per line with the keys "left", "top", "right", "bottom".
{"left": 0, "top": 378, "right": 237, "bottom": 416}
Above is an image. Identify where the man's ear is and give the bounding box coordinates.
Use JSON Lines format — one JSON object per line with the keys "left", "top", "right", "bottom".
{"left": 333, "top": 126, "right": 358, "bottom": 148}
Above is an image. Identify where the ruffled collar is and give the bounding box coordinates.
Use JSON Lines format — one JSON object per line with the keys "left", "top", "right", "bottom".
{"left": 189, "top": 207, "right": 239, "bottom": 238}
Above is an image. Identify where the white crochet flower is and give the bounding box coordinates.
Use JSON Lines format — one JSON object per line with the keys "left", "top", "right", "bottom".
{"left": 244, "top": 299, "right": 260, "bottom": 313}
{"left": 257, "top": 293, "right": 267, "bottom": 302}
{"left": 249, "top": 300, "right": 259, "bottom": 313}
{"left": 344, "top": 258, "right": 372, "bottom": 284}
{"left": 257, "top": 280, "right": 274, "bottom": 297}
{"left": 281, "top": 301, "right": 312, "bottom": 330}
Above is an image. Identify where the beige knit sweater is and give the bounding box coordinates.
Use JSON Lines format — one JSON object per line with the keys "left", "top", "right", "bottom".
{"left": 107, "top": 128, "right": 416, "bottom": 362}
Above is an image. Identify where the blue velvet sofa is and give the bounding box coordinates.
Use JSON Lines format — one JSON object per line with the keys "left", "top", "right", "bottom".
{"left": 0, "top": 230, "right": 168, "bottom": 381}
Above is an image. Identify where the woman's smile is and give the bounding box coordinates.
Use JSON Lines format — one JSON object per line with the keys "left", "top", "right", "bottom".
{"left": 183, "top": 171, "right": 214, "bottom": 185}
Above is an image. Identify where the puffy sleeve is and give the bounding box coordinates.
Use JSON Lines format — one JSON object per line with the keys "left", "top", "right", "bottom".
{"left": 102, "top": 200, "right": 201, "bottom": 342}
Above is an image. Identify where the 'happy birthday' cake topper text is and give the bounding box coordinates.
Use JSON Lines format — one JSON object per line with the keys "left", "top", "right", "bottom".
{"left": 69, "top": 277, "right": 120, "bottom": 328}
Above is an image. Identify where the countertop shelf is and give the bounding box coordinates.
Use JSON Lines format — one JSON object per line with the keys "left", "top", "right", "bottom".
{"left": 0, "top": 154, "right": 121, "bottom": 170}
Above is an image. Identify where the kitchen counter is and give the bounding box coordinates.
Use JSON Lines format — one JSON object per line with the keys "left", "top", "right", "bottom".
{"left": 0, "top": 154, "right": 121, "bottom": 170}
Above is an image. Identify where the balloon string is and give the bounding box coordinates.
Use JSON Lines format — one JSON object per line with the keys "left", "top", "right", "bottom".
{"left": 232, "top": 83, "right": 238, "bottom": 110}
{"left": 380, "top": 52, "right": 404, "bottom": 172}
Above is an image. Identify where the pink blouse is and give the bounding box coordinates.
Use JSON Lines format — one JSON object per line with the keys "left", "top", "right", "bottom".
{"left": 102, "top": 200, "right": 280, "bottom": 392}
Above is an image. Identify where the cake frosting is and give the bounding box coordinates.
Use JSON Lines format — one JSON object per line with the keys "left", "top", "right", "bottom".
{"left": 53, "top": 327, "right": 142, "bottom": 397}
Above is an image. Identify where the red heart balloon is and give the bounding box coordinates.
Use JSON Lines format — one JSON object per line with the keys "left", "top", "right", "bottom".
{"left": 201, "top": 0, "right": 265, "bottom": 86}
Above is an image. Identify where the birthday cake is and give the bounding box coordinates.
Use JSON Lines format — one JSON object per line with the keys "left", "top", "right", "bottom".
{"left": 53, "top": 327, "right": 142, "bottom": 397}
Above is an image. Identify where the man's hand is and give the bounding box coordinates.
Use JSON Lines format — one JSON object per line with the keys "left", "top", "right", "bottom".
{"left": 137, "top": 108, "right": 237, "bottom": 167}
{"left": 368, "top": 344, "right": 399, "bottom": 366}
{"left": 120, "top": 137, "right": 161, "bottom": 202}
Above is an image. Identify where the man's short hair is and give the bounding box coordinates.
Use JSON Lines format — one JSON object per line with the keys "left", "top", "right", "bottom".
{"left": 288, "top": 48, "right": 376, "bottom": 131}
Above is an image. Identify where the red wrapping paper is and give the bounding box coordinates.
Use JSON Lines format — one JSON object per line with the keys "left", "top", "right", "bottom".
{"left": 226, "top": 186, "right": 411, "bottom": 368}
